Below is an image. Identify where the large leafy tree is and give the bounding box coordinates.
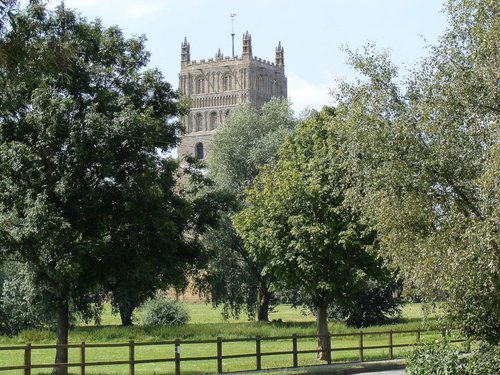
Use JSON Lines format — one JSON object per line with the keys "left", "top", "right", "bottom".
{"left": 0, "top": 3, "right": 199, "bottom": 373}
{"left": 101, "top": 157, "right": 201, "bottom": 326}
{"left": 198, "top": 99, "right": 295, "bottom": 322}
{"left": 235, "top": 108, "right": 384, "bottom": 360}
{"left": 334, "top": 0, "right": 499, "bottom": 343}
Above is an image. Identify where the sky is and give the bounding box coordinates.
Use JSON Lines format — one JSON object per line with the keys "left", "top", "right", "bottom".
{"left": 44, "top": 0, "right": 449, "bottom": 114}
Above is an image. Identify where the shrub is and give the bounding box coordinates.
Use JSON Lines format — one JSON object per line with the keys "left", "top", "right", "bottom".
{"left": 328, "top": 278, "right": 402, "bottom": 327}
{"left": 465, "top": 344, "right": 500, "bottom": 375}
{"left": 407, "top": 340, "right": 464, "bottom": 375}
{"left": 139, "top": 297, "right": 190, "bottom": 326}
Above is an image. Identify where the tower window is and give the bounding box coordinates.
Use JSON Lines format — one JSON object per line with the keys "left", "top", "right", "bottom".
{"left": 210, "top": 112, "right": 217, "bottom": 130}
{"left": 195, "top": 142, "right": 204, "bottom": 159}
{"left": 195, "top": 113, "right": 203, "bottom": 131}
{"left": 257, "top": 75, "right": 264, "bottom": 92}
{"left": 223, "top": 75, "right": 232, "bottom": 91}
{"left": 196, "top": 77, "right": 205, "bottom": 94}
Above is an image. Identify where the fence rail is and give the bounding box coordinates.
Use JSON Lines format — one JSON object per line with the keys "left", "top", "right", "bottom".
{"left": 0, "top": 328, "right": 469, "bottom": 375}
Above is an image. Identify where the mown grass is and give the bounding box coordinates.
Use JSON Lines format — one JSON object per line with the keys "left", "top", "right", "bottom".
{"left": 0, "top": 303, "right": 452, "bottom": 374}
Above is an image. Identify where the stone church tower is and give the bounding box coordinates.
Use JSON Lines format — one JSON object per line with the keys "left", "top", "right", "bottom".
{"left": 177, "top": 32, "right": 287, "bottom": 163}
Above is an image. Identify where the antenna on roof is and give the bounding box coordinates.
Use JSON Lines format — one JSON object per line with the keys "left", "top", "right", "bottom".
{"left": 230, "top": 13, "right": 237, "bottom": 57}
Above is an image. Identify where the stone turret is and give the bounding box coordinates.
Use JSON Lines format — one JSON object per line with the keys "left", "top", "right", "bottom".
{"left": 242, "top": 31, "right": 252, "bottom": 57}
{"left": 215, "top": 48, "right": 223, "bottom": 60}
{"left": 275, "top": 41, "right": 284, "bottom": 67}
{"left": 181, "top": 37, "right": 190, "bottom": 65}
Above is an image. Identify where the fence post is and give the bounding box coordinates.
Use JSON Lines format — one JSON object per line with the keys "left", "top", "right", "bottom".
{"left": 175, "top": 339, "right": 181, "bottom": 375}
{"left": 292, "top": 334, "right": 298, "bottom": 368}
{"left": 359, "top": 331, "right": 364, "bottom": 362}
{"left": 80, "top": 342, "right": 86, "bottom": 375}
{"left": 24, "top": 343, "right": 31, "bottom": 375}
{"left": 255, "top": 336, "right": 261, "bottom": 371}
{"left": 129, "top": 340, "right": 135, "bottom": 375}
{"left": 389, "top": 330, "right": 393, "bottom": 360}
{"left": 217, "top": 337, "right": 223, "bottom": 374}
{"left": 416, "top": 328, "right": 421, "bottom": 343}
{"left": 327, "top": 334, "right": 332, "bottom": 365}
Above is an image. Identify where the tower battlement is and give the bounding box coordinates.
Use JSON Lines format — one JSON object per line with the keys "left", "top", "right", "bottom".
{"left": 185, "top": 55, "right": 279, "bottom": 68}
{"left": 177, "top": 32, "right": 287, "bottom": 163}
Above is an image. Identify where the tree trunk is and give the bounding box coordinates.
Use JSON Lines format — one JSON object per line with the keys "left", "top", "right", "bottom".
{"left": 52, "top": 294, "right": 69, "bottom": 375}
{"left": 315, "top": 303, "right": 331, "bottom": 361}
{"left": 257, "top": 285, "right": 271, "bottom": 322}
{"left": 119, "top": 303, "right": 134, "bottom": 326}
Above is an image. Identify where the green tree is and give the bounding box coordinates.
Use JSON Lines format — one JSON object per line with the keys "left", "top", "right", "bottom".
{"left": 208, "top": 99, "right": 296, "bottom": 198}
{"left": 100, "top": 154, "right": 226, "bottom": 327}
{"left": 0, "top": 262, "right": 53, "bottom": 336}
{"left": 0, "top": 3, "right": 199, "bottom": 373}
{"left": 198, "top": 99, "right": 295, "bottom": 322}
{"left": 0, "top": 262, "right": 102, "bottom": 335}
{"left": 235, "top": 108, "right": 384, "bottom": 360}
{"left": 101, "top": 159, "right": 199, "bottom": 326}
{"left": 334, "top": 0, "right": 499, "bottom": 343}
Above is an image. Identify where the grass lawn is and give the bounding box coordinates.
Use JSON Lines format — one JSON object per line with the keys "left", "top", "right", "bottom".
{"left": 0, "top": 303, "right": 457, "bottom": 375}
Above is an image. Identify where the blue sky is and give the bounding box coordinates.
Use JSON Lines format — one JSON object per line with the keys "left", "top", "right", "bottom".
{"left": 49, "top": 0, "right": 448, "bottom": 114}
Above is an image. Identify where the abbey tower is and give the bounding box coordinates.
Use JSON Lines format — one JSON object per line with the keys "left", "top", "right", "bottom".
{"left": 177, "top": 32, "right": 287, "bottom": 162}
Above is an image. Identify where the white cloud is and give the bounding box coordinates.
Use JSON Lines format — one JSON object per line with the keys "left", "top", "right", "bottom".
{"left": 287, "top": 70, "right": 340, "bottom": 115}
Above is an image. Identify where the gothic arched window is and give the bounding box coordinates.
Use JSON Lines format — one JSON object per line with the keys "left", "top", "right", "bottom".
{"left": 257, "top": 75, "right": 264, "bottom": 92}
{"left": 195, "top": 113, "right": 203, "bottom": 131}
{"left": 223, "top": 75, "right": 232, "bottom": 91}
{"left": 210, "top": 112, "right": 217, "bottom": 130}
{"left": 196, "top": 77, "right": 205, "bottom": 94}
{"left": 195, "top": 143, "right": 204, "bottom": 159}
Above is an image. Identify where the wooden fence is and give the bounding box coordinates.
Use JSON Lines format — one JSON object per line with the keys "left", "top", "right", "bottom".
{"left": 0, "top": 328, "right": 469, "bottom": 375}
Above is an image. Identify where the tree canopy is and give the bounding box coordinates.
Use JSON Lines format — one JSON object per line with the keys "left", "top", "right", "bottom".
{"left": 234, "top": 108, "right": 387, "bottom": 359}
{"left": 333, "top": 0, "right": 499, "bottom": 343}
{"left": 207, "top": 99, "right": 296, "bottom": 198}
{"left": 197, "top": 99, "right": 295, "bottom": 321}
{"left": 0, "top": 3, "right": 204, "bottom": 372}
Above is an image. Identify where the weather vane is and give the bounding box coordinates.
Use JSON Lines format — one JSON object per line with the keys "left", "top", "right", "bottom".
{"left": 230, "top": 13, "right": 237, "bottom": 57}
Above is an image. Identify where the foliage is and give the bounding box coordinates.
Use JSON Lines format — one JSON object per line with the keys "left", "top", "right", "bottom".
{"left": 328, "top": 277, "right": 402, "bottom": 328}
{"left": 102, "top": 154, "right": 219, "bottom": 326}
{"left": 0, "top": 3, "right": 199, "bottom": 371}
{"left": 195, "top": 216, "right": 263, "bottom": 320}
{"left": 407, "top": 340, "right": 463, "bottom": 375}
{"left": 197, "top": 99, "right": 296, "bottom": 321}
{"left": 235, "top": 108, "right": 388, "bottom": 359}
{"left": 139, "top": 297, "right": 190, "bottom": 327}
{"left": 465, "top": 344, "right": 500, "bottom": 375}
{"left": 0, "top": 263, "right": 52, "bottom": 336}
{"left": 408, "top": 341, "right": 500, "bottom": 375}
{"left": 0, "top": 262, "right": 103, "bottom": 336}
{"left": 208, "top": 98, "right": 296, "bottom": 198}
{"left": 334, "top": 0, "right": 499, "bottom": 343}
